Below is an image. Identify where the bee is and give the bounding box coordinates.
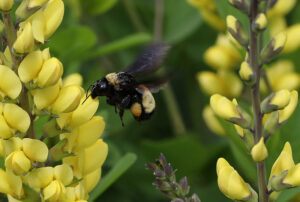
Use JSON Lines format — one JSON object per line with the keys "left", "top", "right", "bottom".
{"left": 84, "top": 42, "right": 170, "bottom": 125}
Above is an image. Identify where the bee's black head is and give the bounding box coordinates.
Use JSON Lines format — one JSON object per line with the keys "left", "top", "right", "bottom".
{"left": 91, "top": 78, "right": 109, "bottom": 98}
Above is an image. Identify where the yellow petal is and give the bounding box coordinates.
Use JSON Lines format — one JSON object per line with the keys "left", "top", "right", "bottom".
{"left": 78, "top": 139, "right": 108, "bottom": 176}
{"left": 204, "top": 46, "right": 237, "bottom": 70}
{"left": 18, "top": 50, "right": 43, "bottom": 83}
{"left": 282, "top": 24, "right": 300, "bottom": 53}
{"left": 54, "top": 164, "right": 73, "bottom": 186}
{"left": 3, "top": 103, "right": 30, "bottom": 133}
{"left": 37, "top": 57, "right": 63, "bottom": 88}
{"left": 28, "top": 0, "right": 49, "bottom": 8}
{"left": 268, "top": 0, "right": 296, "bottom": 18}
{"left": 270, "top": 89, "right": 291, "bottom": 109}
{"left": 31, "top": 79, "right": 62, "bottom": 110}
{"left": 22, "top": 138, "right": 48, "bottom": 162}
{"left": 210, "top": 94, "right": 239, "bottom": 120}
{"left": 63, "top": 73, "right": 83, "bottom": 87}
{"left": 283, "top": 163, "right": 300, "bottom": 186}
{"left": 270, "top": 142, "right": 295, "bottom": 179}
{"left": 239, "top": 61, "right": 254, "bottom": 81}
{"left": 278, "top": 90, "right": 298, "bottom": 123}
{"left": 6, "top": 170, "right": 23, "bottom": 198}
{"left": 26, "top": 167, "right": 54, "bottom": 189}
{"left": 51, "top": 85, "right": 83, "bottom": 114}
{"left": 202, "top": 106, "right": 226, "bottom": 136}
{"left": 2, "top": 137, "right": 22, "bottom": 157}
{"left": 251, "top": 138, "right": 268, "bottom": 162}
{"left": 43, "top": 180, "right": 64, "bottom": 201}
{"left": 0, "top": 169, "right": 13, "bottom": 194}
{"left": 82, "top": 168, "right": 101, "bottom": 193}
{"left": 13, "top": 23, "right": 34, "bottom": 54}
{"left": 32, "top": 10, "right": 45, "bottom": 43}
{"left": 6, "top": 151, "right": 31, "bottom": 176}
{"left": 197, "top": 71, "right": 226, "bottom": 95}
{"left": 0, "top": 115, "right": 13, "bottom": 139}
{"left": 0, "top": 0, "right": 13, "bottom": 11}
{"left": 56, "top": 96, "right": 99, "bottom": 129}
{"left": 0, "top": 65, "right": 22, "bottom": 100}
{"left": 44, "top": 0, "right": 64, "bottom": 39}
{"left": 226, "top": 15, "right": 238, "bottom": 33}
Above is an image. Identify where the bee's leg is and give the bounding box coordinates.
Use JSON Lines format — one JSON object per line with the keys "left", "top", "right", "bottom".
{"left": 120, "top": 95, "right": 131, "bottom": 109}
{"left": 119, "top": 108, "right": 125, "bottom": 127}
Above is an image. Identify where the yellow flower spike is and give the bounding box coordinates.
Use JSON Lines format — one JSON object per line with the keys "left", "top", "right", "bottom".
{"left": 51, "top": 85, "right": 84, "bottom": 114}
{"left": 22, "top": 138, "right": 48, "bottom": 162}
{"left": 202, "top": 106, "right": 226, "bottom": 136}
{"left": 31, "top": 79, "right": 62, "bottom": 110}
{"left": 2, "top": 137, "right": 22, "bottom": 157}
{"left": 13, "top": 23, "right": 34, "bottom": 54}
{"left": 197, "top": 71, "right": 226, "bottom": 95}
{"left": 278, "top": 90, "right": 298, "bottom": 124}
{"left": 56, "top": 95, "right": 99, "bottom": 129}
{"left": 283, "top": 164, "right": 300, "bottom": 186}
{"left": 5, "top": 151, "right": 31, "bottom": 176}
{"left": 251, "top": 138, "right": 268, "bottom": 162}
{"left": 0, "top": 65, "right": 22, "bottom": 100}
{"left": 82, "top": 168, "right": 101, "bottom": 193}
{"left": 282, "top": 24, "right": 300, "bottom": 53}
{"left": 71, "top": 116, "right": 105, "bottom": 152}
{"left": 78, "top": 139, "right": 108, "bottom": 177}
{"left": 26, "top": 167, "right": 54, "bottom": 190}
{"left": 0, "top": 0, "right": 13, "bottom": 11}
{"left": 28, "top": 0, "right": 49, "bottom": 8}
{"left": 3, "top": 103, "right": 30, "bottom": 133}
{"left": 0, "top": 115, "right": 13, "bottom": 139}
{"left": 37, "top": 57, "right": 63, "bottom": 88}
{"left": 270, "top": 142, "right": 295, "bottom": 180}
{"left": 43, "top": 0, "right": 64, "bottom": 39}
{"left": 210, "top": 94, "right": 239, "bottom": 121}
{"left": 18, "top": 50, "right": 43, "bottom": 83}
{"left": 204, "top": 46, "right": 237, "bottom": 69}
{"left": 43, "top": 180, "right": 65, "bottom": 201}
{"left": 54, "top": 164, "right": 73, "bottom": 186}
{"left": 254, "top": 13, "right": 268, "bottom": 31}
{"left": 63, "top": 73, "right": 83, "bottom": 87}
{"left": 31, "top": 10, "right": 45, "bottom": 43}
{"left": 216, "top": 158, "right": 253, "bottom": 200}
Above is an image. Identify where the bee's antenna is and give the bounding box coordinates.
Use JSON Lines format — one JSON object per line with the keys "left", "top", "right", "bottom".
{"left": 82, "top": 84, "right": 93, "bottom": 104}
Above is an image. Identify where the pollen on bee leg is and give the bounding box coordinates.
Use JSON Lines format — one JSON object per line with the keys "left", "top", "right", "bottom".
{"left": 130, "top": 102, "right": 142, "bottom": 117}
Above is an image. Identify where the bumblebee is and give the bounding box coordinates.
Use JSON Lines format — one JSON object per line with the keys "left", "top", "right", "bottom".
{"left": 85, "top": 43, "right": 170, "bottom": 125}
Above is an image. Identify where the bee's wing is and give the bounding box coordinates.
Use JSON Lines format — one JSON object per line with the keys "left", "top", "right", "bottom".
{"left": 124, "top": 42, "right": 170, "bottom": 77}
{"left": 136, "top": 76, "right": 169, "bottom": 94}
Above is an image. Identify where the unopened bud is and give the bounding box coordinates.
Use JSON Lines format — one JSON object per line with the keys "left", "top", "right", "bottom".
{"left": 251, "top": 138, "right": 268, "bottom": 162}
{"left": 261, "top": 89, "right": 291, "bottom": 114}
{"left": 0, "top": 0, "right": 13, "bottom": 11}
{"left": 239, "top": 61, "right": 255, "bottom": 85}
{"left": 253, "top": 13, "right": 268, "bottom": 32}
{"left": 226, "top": 15, "right": 249, "bottom": 47}
{"left": 261, "top": 32, "right": 287, "bottom": 63}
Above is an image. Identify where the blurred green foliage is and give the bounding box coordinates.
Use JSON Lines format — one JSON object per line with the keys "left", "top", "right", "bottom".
{"left": 43, "top": 0, "right": 300, "bottom": 201}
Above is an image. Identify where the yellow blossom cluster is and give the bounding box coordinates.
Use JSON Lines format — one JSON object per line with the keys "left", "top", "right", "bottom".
{"left": 0, "top": 0, "right": 108, "bottom": 201}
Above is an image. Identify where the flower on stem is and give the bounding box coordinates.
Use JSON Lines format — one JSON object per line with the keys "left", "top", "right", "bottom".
{"left": 13, "top": 22, "right": 35, "bottom": 54}
{"left": 261, "top": 89, "right": 291, "bottom": 114}
{"left": 239, "top": 61, "right": 255, "bottom": 85}
{"left": 0, "top": 65, "right": 22, "bottom": 101}
{"left": 216, "top": 158, "right": 257, "bottom": 201}
{"left": 251, "top": 138, "right": 268, "bottom": 162}
{"left": 210, "top": 94, "right": 252, "bottom": 129}
{"left": 0, "top": 0, "right": 13, "bottom": 11}
{"left": 253, "top": 13, "right": 268, "bottom": 32}
{"left": 226, "top": 15, "right": 249, "bottom": 47}
{"left": 202, "top": 105, "right": 226, "bottom": 136}
{"left": 261, "top": 32, "right": 287, "bottom": 63}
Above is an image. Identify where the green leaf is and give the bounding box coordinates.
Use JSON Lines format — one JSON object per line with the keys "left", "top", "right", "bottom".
{"left": 164, "top": 0, "right": 202, "bottom": 44}
{"left": 88, "top": 153, "right": 137, "bottom": 201}
{"left": 82, "top": 32, "right": 152, "bottom": 61}
{"left": 84, "top": 0, "right": 118, "bottom": 15}
{"left": 47, "top": 26, "right": 98, "bottom": 64}
{"left": 276, "top": 187, "right": 300, "bottom": 202}
{"left": 21, "top": 184, "right": 42, "bottom": 202}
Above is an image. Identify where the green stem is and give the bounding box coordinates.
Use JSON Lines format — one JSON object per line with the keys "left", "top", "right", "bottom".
{"left": 153, "top": 0, "right": 186, "bottom": 135}
{"left": 2, "top": 13, "right": 36, "bottom": 139}
{"left": 249, "top": 0, "right": 268, "bottom": 201}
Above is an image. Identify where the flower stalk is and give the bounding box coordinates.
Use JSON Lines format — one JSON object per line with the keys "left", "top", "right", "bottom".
{"left": 249, "top": 0, "right": 268, "bottom": 201}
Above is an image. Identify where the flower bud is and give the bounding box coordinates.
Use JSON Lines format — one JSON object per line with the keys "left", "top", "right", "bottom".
{"left": 226, "top": 15, "right": 249, "bottom": 47}
{"left": 202, "top": 106, "right": 226, "bottom": 136}
{"left": 228, "top": 0, "right": 250, "bottom": 15}
{"left": 5, "top": 151, "right": 31, "bottom": 176}
{"left": 253, "top": 13, "right": 268, "bottom": 32}
{"left": 37, "top": 57, "right": 63, "bottom": 88}
{"left": 278, "top": 90, "right": 298, "bottom": 124}
{"left": 43, "top": 0, "right": 64, "bottom": 39}
{"left": 56, "top": 95, "right": 99, "bottom": 130}
{"left": 26, "top": 167, "right": 54, "bottom": 190}
{"left": 261, "top": 89, "right": 291, "bottom": 114}
{"left": 261, "top": 32, "right": 287, "bottom": 63}
{"left": 216, "top": 158, "right": 256, "bottom": 201}
{"left": 62, "top": 116, "right": 105, "bottom": 152}
{"left": 22, "top": 138, "right": 48, "bottom": 162}
{"left": 210, "top": 94, "right": 251, "bottom": 129}
{"left": 18, "top": 50, "right": 43, "bottom": 83}
{"left": 13, "top": 23, "right": 34, "bottom": 54}
{"left": 0, "top": 0, "right": 13, "bottom": 11}
{"left": 51, "top": 85, "right": 83, "bottom": 114}
{"left": 282, "top": 24, "right": 300, "bottom": 53}
{"left": 251, "top": 138, "right": 268, "bottom": 162}
{"left": 239, "top": 61, "right": 255, "bottom": 85}
{"left": 0, "top": 65, "right": 22, "bottom": 100}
